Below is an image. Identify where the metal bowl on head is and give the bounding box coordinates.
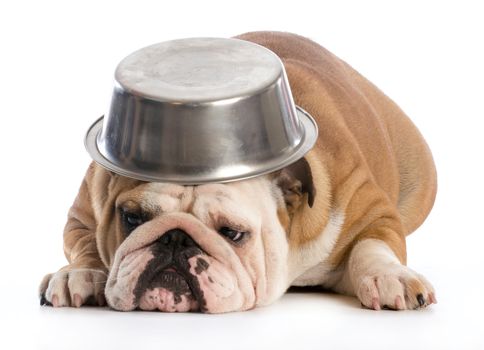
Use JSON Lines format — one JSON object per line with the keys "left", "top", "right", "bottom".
{"left": 85, "top": 37, "right": 318, "bottom": 184}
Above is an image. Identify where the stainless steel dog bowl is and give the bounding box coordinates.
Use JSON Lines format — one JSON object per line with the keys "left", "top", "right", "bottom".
{"left": 85, "top": 37, "right": 318, "bottom": 184}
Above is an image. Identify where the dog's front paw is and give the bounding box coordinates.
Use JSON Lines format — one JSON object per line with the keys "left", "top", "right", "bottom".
{"left": 355, "top": 264, "right": 437, "bottom": 311}
{"left": 39, "top": 268, "right": 107, "bottom": 308}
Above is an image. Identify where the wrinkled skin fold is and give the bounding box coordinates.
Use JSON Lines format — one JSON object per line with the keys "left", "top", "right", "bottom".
{"left": 105, "top": 213, "right": 265, "bottom": 313}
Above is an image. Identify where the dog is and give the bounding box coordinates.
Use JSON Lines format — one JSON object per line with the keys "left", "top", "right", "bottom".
{"left": 39, "top": 31, "right": 437, "bottom": 313}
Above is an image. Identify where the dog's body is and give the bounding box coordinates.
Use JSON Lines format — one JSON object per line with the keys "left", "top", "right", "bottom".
{"left": 40, "top": 32, "right": 437, "bottom": 312}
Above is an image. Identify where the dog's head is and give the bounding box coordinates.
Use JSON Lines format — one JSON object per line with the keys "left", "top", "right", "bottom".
{"left": 90, "top": 157, "right": 319, "bottom": 313}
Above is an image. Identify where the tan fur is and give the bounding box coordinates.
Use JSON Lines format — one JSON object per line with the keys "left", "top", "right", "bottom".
{"left": 276, "top": 208, "right": 290, "bottom": 234}
{"left": 40, "top": 31, "right": 437, "bottom": 311}
{"left": 236, "top": 31, "right": 437, "bottom": 266}
{"left": 62, "top": 165, "right": 142, "bottom": 271}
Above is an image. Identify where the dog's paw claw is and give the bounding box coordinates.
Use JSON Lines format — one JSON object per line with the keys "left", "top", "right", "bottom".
{"left": 39, "top": 294, "right": 52, "bottom": 306}
{"left": 73, "top": 294, "right": 83, "bottom": 308}
{"left": 372, "top": 297, "right": 381, "bottom": 311}
{"left": 417, "top": 293, "right": 425, "bottom": 307}
{"left": 97, "top": 294, "right": 106, "bottom": 306}
{"left": 51, "top": 294, "right": 59, "bottom": 307}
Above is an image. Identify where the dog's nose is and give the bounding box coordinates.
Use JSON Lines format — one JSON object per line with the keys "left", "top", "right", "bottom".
{"left": 157, "top": 229, "right": 197, "bottom": 249}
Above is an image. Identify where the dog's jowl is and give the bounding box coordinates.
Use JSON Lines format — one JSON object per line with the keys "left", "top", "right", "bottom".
{"left": 39, "top": 31, "right": 437, "bottom": 313}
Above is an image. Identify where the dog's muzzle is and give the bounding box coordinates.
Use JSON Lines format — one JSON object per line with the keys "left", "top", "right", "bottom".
{"left": 133, "top": 228, "right": 206, "bottom": 312}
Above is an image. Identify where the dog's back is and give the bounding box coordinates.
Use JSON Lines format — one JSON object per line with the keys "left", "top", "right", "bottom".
{"left": 236, "top": 31, "right": 437, "bottom": 235}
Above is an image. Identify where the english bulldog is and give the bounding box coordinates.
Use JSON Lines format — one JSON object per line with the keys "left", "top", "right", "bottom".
{"left": 39, "top": 31, "right": 437, "bottom": 313}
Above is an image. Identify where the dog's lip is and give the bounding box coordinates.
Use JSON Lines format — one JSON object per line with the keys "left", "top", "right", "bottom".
{"left": 145, "top": 264, "right": 187, "bottom": 289}
{"left": 170, "top": 264, "right": 206, "bottom": 312}
{"left": 138, "top": 262, "right": 205, "bottom": 312}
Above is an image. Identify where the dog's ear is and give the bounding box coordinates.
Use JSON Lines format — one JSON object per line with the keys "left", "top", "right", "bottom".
{"left": 275, "top": 157, "right": 316, "bottom": 212}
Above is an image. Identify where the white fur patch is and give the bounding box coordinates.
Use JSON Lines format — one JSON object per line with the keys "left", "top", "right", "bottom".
{"left": 350, "top": 239, "right": 401, "bottom": 269}
{"left": 332, "top": 239, "right": 401, "bottom": 295}
{"left": 290, "top": 209, "right": 345, "bottom": 286}
{"left": 141, "top": 183, "right": 185, "bottom": 213}
{"left": 339, "top": 238, "right": 436, "bottom": 310}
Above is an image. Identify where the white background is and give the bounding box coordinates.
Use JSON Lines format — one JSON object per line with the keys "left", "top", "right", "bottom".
{"left": 1, "top": 0, "right": 483, "bottom": 349}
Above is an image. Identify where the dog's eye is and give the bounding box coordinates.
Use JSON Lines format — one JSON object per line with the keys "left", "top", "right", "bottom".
{"left": 218, "top": 226, "right": 246, "bottom": 243}
{"left": 121, "top": 211, "right": 144, "bottom": 233}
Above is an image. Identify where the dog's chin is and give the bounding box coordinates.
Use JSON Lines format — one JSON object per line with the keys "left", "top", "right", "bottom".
{"left": 105, "top": 245, "right": 244, "bottom": 313}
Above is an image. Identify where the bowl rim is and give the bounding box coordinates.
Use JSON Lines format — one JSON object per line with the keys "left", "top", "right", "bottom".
{"left": 84, "top": 106, "right": 318, "bottom": 184}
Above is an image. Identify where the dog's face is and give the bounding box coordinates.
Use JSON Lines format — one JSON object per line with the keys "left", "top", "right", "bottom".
{"left": 97, "top": 159, "right": 315, "bottom": 313}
